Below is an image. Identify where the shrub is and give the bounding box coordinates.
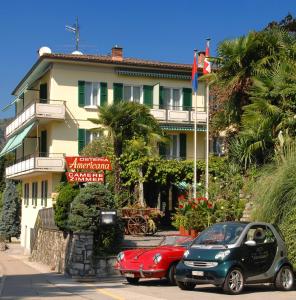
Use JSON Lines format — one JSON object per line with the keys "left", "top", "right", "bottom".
{"left": 54, "top": 183, "right": 79, "bottom": 231}
{"left": 68, "top": 183, "right": 124, "bottom": 254}
{"left": 96, "top": 220, "right": 125, "bottom": 255}
{"left": 68, "top": 183, "right": 114, "bottom": 232}
{"left": 280, "top": 207, "right": 296, "bottom": 266}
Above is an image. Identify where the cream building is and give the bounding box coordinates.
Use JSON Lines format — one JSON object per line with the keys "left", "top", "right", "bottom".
{"left": 0, "top": 46, "right": 207, "bottom": 253}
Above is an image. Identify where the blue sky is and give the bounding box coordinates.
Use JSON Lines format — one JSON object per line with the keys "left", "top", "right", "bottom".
{"left": 0, "top": 0, "right": 295, "bottom": 119}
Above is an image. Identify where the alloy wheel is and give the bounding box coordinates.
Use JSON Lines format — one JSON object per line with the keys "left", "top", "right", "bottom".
{"left": 228, "top": 269, "right": 244, "bottom": 293}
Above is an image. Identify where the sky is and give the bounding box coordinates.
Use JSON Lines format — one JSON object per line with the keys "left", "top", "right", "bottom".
{"left": 0, "top": 0, "right": 295, "bottom": 119}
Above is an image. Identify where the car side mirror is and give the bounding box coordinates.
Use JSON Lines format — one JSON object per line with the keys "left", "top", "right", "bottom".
{"left": 245, "top": 240, "right": 256, "bottom": 246}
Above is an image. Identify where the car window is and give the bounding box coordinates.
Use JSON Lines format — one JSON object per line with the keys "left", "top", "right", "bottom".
{"left": 194, "top": 223, "right": 246, "bottom": 246}
{"left": 245, "top": 225, "right": 276, "bottom": 245}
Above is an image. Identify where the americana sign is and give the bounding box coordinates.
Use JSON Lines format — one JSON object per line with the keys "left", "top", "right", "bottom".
{"left": 65, "top": 156, "right": 112, "bottom": 171}
{"left": 66, "top": 172, "right": 104, "bottom": 183}
{"left": 65, "top": 156, "right": 111, "bottom": 183}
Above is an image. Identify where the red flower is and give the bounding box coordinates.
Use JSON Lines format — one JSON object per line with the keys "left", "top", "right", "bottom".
{"left": 179, "top": 204, "right": 184, "bottom": 209}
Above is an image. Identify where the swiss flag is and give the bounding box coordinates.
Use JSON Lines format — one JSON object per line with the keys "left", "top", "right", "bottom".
{"left": 203, "top": 40, "right": 211, "bottom": 74}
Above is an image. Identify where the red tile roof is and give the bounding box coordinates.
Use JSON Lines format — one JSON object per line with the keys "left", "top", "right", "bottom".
{"left": 41, "top": 53, "right": 195, "bottom": 72}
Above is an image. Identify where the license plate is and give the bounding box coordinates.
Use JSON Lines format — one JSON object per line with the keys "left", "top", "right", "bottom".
{"left": 192, "top": 270, "right": 204, "bottom": 277}
{"left": 125, "top": 273, "right": 135, "bottom": 278}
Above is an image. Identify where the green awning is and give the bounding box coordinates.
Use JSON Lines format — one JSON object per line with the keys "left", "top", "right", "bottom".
{"left": 0, "top": 122, "right": 35, "bottom": 157}
{"left": 160, "top": 124, "right": 206, "bottom": 132}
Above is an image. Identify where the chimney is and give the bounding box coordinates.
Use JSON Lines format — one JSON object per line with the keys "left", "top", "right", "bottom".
{"left": 111, "top": 45, "right": 123, "bottom": 61}
{"left": 198, "top": 51, "right": 205, "bottom": 68}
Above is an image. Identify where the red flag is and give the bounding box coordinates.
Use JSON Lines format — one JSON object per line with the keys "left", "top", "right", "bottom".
{"left": 203, "top": 40, "right": 211, "bottom": 74}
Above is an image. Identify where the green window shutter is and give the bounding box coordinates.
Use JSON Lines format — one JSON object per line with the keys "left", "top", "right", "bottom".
{"left": 78, "top": 129, "right": 86, "bottom": 154}
{"left": 78, "top": 81, "right": 85, "bottom": 107}
{"left": 143, "top": 85, "right": 153, "bottom": 108}
{"left": 113, "top": 83, "right": 123, "bottom": 104}
{"left": 100, "top": 82, "right": 108, "bottom": 106}
{"left": 183, "top": 88, "right": 192, "bottom": 111}
{"left": 159, "top": 86, "right": 164, "bottom": 109}
{"left": 179, "top": 134, "right": 187, "bottom": 159}
{"left": 39, "top": 83, "right": 48, "bottom": 103}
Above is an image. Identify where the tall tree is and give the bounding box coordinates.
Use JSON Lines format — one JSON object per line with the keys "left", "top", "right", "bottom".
{"left": 89, "top": 101, "right": 163, "bottom": 194}
{"left": 0, "top": 181, "right": 21, "bottom": 242}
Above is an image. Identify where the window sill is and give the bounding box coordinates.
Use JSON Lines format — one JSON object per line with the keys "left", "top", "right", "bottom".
{"left": 84, "top": 105, "right": 99, "bottom": 110}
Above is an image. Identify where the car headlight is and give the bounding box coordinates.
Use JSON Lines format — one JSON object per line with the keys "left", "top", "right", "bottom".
{"left": 117, "top": 252, "right": 125, "bottom": 262}
{"left": 215, "top": 250, "right": 230, "bottom": 260}
{"left": 153, "top": 253, "right": 162, "bottom": 264}
{"left": 183, "top": 250, "right": 190, "bottom": 258}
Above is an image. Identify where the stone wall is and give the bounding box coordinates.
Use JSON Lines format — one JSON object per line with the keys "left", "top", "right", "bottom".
{"left": 31, "top": 229, "right": 70, "bottom": 273}
{"left": 31, "top": 229, "right": 119, "bottom": 278}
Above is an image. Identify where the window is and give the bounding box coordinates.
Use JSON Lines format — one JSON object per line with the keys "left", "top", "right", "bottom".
{"left": 162, "top": 87, "right": 182, "bottom": 110}
{"left": 24, "top": 183, "right": 29, "bottom": 206}
{"left": 163, "top": 135, "right": 180, "bottom": 159}
{"left": 78, "top": 128, "right": 100, "bottom": 153}
{"left": 123, "top": 85, "right": 142, "bottom": 103}
{"left": 245, "top": 225, "right": 276, "bottom": 245}
{"left": 41, "top": 180, "right": 48, "bottom": 207}
{"left": 85, "top": 130, "right": 100, "bottom": 144}
{"left": 32, "top": 182, "right": 38, "bottom": 207}
{"left": 85, "top": 82, "right": 99, "bottom": 106}
{"left": 160, "top": 134, "right": 186, "bottom": 159}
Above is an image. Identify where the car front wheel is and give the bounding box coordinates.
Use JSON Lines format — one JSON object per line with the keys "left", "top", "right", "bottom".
{"left": 176, "top": 281, "right": 196, "bottom": 290}
{"left": 223, "top": 268, "right": 244, "bottom": 295}
{"left": 126, "top": 277, "right": 140, "bottom": 284}
{"left": 167, "top": 263, "right": 177, "bottom": 285}
{"left": 275, "top": 265, "right": 294, "bottom": 291}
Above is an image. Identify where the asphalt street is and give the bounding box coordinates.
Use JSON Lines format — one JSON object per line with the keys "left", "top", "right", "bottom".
{"left": 1, "top": 246, "right": 296, "bottom": 300}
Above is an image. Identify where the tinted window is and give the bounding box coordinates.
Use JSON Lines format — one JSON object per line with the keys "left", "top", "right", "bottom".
{"left": 194, "top": 223, "right": 246, "bottom": 246}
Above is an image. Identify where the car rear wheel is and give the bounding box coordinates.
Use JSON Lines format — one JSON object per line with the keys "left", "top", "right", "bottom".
{"left": 223, "top": 268, "right": 244, "bottom": 295}
{"left": 167, "top": 263, "right": 177, "bottom": 285}
{"left": 275, "top": 265, "right": 294, "bottom": 291}
{"left": 176, "top": 281, "right": 196, "bottom": 290}
{"left": 126, "top": 277, "right": 140, "bottom": 284}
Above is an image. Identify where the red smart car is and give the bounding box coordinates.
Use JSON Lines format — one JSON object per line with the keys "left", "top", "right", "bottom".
{"left": 115, "top": 235, "right": 193, "bottom": 285}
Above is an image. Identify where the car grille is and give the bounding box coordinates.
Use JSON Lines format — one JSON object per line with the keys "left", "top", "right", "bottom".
{"left": 184, "top": 261, "right": 218, "bottom": 268}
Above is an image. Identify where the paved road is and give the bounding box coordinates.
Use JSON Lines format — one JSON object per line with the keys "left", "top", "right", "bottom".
{"left": 1, "top": 247, "right": 296, "bottom": 300}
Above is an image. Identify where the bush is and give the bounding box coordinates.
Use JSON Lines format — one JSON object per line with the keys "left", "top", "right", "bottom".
{"left": 68, "top": 183, "right": 114, "bottom": 232}
{"left": 96, "top": 220, "right": 125, "bottom": 255}
{"left": 280, "top": 207, "right": 296, "bottom": 266}
{"left": 68, "top": 183, "right": 124, "bottom": 254}
{"left": 54, "top": 183, "right": 79, "bottom": 231}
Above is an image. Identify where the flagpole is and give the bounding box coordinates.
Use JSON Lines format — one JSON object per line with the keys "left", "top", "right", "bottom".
{"left": 205, "top": 83, "right": 209, "bottom": 199}
{"left": 193, "top": 49, "right": 198, "bottom": 200}
{"left": 194, "top": 90, "right": 197, "bottom": 199}
{"left": 205, "top": 38, "right": 211, "bottom": 200}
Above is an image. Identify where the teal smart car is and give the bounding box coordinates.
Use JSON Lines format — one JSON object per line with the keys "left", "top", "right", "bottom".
{"left": 176, "top": 222, "right": 294, "bottom": 294}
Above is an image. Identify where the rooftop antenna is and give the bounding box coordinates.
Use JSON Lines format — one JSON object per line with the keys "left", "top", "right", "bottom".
{"left": 66, "top": 16, "right": 80, "bottom": 51}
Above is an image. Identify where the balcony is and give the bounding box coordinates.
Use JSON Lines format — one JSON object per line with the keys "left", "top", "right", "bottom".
{"left": 6, "top": 100, "right": 66, "bottom": 138}
{"left": 6, "top": 153, "right": 65, "bottom": 179}
{"left": 150, "top": 105, "right": 206, "bottom": 124}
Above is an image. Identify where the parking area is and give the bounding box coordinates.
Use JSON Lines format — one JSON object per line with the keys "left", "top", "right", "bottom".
{"left": 94, "top": 277, "right": 296, "bottom": 300}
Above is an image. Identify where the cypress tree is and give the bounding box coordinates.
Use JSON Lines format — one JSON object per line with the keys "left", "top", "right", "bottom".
{"left": 0, "top": 181, "right": 21, "bottom": 242}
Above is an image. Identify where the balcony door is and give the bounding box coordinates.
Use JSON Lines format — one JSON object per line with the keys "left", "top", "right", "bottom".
{"left": 40, "top": 130, "right": 47, "bottom": 157}
{"left": 39, "top": 83, "right": 48, "bottom": 104}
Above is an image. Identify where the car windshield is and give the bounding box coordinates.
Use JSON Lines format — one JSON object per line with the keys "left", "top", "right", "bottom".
{"left": 160, "top": 235, "right": 193, "bottom": 247}
{"left": 193, "top": 223, "right": 247, "bottom": 246}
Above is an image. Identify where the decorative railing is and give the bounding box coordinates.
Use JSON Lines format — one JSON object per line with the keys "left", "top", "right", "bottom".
{"left": 150, "top": 105, "right": 206, "bottom": 123}
{"left": 6, "top": 99, "right": 66, "bottom": 137}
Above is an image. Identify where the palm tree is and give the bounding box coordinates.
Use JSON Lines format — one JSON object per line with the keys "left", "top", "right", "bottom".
{"left": 89, "top": 101, "right": 163, "bottom": 195}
